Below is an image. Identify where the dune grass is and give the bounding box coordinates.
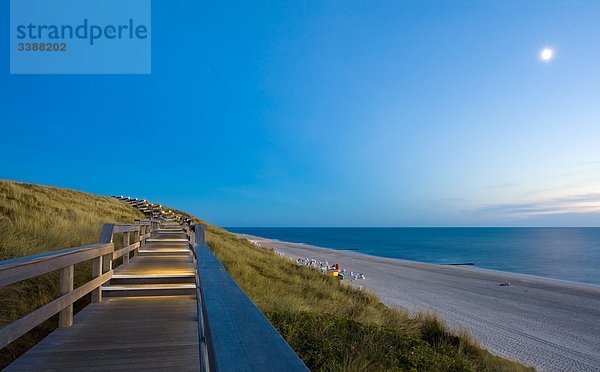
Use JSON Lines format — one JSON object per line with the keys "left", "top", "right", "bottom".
{"left": 0, "top": 179, "right": 144, "bottom": 368}
{"left": 0, "top": 180, "right": 144, "bottom": 260}
{"left": 0, "top": 180, "right": 531, "bottom": 371}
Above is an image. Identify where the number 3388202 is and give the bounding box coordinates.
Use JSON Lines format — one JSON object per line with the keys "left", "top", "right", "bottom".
{"left": 18, "top": 43, "right": 67, "bottom": 52}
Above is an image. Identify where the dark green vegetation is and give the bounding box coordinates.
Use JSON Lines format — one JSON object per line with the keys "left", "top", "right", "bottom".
{"left": 270, "top": 311, "right": 475, "bottom": 371}
{"left": 0, "top": 180, "right": 531, "bottom": 371}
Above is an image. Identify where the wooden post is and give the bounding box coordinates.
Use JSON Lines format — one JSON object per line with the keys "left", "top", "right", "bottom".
{"left": 122, "top": 231, "right": 130, "bottom": 264}
{"left": 189, "top": 225, "right": 196, "bottom": 246}
{"left": 99, "top": 224, "right": 115, "bottom": 244}
{"left": 133, "top": 225, "right": 141, "bottom": 257}
{"left": 201, "top": 225, "right": 205, "bottom": 243}
{"left": 139, "top": 225, "right": 145, "bottom": 248}
{"left": 99, "top": 224, "right": 114, "bottom": 290}
{"left": 91, "top": 256, "right": 102, "bottom": 303}
{"left": 102, "top": 253, "right": 112, "bottom": 274}
{"left": 59, "top": 265, "right": 74, "bottom": 327}
{"left": 195, "top": 224, "right": 206, "bottom": 245}
{"left": 133, "top": 220, "right": 141, "bottom": 257}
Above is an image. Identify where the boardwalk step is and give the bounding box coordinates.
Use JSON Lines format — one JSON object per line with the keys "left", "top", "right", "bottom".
{"left": 143, "top": 242, "right": 190, "bottom": 248}
{"left": 102, "top": 283, "right": 196, "bottom": 297}
{"left": 146, "top": 238, "right": 189, "bottom": 243}
{"left": 111, "top": 274, "right": 195, "bottom": 285}
{"left": 138, "top": 248, "right": 191, "bottom": 256}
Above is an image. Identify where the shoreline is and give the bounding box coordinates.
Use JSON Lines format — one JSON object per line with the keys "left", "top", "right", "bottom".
{"left": 236, "top": 233, "right": 600, "bottom": 371}
{"left": 238, "top": 233, "right": 600, "bottom": 291}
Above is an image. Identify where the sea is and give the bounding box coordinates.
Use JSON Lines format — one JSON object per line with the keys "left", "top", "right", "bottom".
{"left": 226, "top": 227, "right": 600, "bottom": 286}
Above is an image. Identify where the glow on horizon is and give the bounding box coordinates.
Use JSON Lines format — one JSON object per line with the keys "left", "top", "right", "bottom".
{"left": 479, "top": 183, "right": 600, "bottom": 219}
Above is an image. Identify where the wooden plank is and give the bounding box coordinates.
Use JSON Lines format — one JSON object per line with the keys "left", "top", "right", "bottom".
{"left": 6, "top": 297, "right": 200, "bottom": 371}
{"left": 58, "top": 265, "right": 74, "bottom": 328}
{"left": 112, "top": 242, "right": 141, "bottom": 260}
{"left": 112, "top": 254, "right": 195, "bottom": 276}
{"left": 0, "top": 243, "right": 113, "bottom": 287}
{"left": 193, "top": 242, "right": 307, "bottom": 371}
{"left": 4, "top": 223, "right": 207, "bottom": 370}
{"left": 0, "top": 271, "right": 112, "bottom": 349}
{"left": 113, "top": 225, "right": 141, "bottom": 234}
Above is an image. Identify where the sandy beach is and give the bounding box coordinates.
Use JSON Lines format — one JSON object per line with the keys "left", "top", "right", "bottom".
{"left": 239, "top": 234, "right": 600, "bottom": 372}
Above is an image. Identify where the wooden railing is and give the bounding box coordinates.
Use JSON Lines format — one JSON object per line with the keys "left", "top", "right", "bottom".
{"left": 184, "top": 223, "right": 308, "bottom": 371}
{"left": 0, "top": 209, "right": 306, "bottom": 370}
{"left": 99, "top": 220, "right": 154, "bottom": 263}
{"left": 0, "top": 219, "right": 154, "bottom": 349}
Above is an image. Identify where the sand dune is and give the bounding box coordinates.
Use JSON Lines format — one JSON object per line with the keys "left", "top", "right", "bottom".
{"left": 241, "top": 235, "right": 600, "bottom": 372}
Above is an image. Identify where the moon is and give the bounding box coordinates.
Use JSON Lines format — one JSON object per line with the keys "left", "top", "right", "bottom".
{"left": 540, "top": 47, "right": 554, "bottom": 62}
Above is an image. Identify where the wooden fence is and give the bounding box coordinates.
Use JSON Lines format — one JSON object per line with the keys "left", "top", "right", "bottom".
{"left": 0, "top": 219, "right": 154, "bottom": 349}
{"left": 0, "top": 212, "right": 306, "bottom": 371}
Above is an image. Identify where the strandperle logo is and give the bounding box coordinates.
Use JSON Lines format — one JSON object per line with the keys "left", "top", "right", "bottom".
{"left": 16, "top": 19, "right": 149, "bottom": 46}
{"left": 10, "top": 0, "right": 151, "bottom": 74}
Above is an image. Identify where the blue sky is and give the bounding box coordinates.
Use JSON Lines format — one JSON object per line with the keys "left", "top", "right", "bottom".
{"left": 1, "top": 1, "right": 599, "bottom": 227}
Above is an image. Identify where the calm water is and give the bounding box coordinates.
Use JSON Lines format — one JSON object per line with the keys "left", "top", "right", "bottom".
{"left": 226, "top": 227, "right": 600, "bottom": 286}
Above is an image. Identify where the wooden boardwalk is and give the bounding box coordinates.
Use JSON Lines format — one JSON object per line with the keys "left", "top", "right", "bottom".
{"left": 5, "top": 223, "right": 201, "bottom": 371}
{"left": 1, "top": 204, "right": 307, "bottom": 371}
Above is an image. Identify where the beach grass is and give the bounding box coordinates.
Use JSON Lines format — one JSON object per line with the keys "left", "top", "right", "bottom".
{"left": 0, "top": 179, "right": 531, "bottom": 371}
{"left": 0, "top": 179, "right": 144, "bottom": 368}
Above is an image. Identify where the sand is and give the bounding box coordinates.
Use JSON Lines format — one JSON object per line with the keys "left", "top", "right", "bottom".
{"left": 240, "top": 234, "right": 600, "bottom": 372}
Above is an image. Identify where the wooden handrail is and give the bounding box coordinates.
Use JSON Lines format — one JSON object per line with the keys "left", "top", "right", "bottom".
{"left": 186, "top": 224, "right": 307, "bottom": 371}
{"left": 0, "top": 243, "right": 113, "bottom": 287}
{"left": 113, "top": 242, "right": 141, "bottom": 260}
{"left": 112, "top": 222, "right": 150, "bottom": 234}
{"left": 0, "top": 219, "right": 154, "bottom": 350}
{"left": 0, "top": 271, "right": 113, "bottom": 348}
{"left": 0, "top": 241, "right": 115, "bottom": 349}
